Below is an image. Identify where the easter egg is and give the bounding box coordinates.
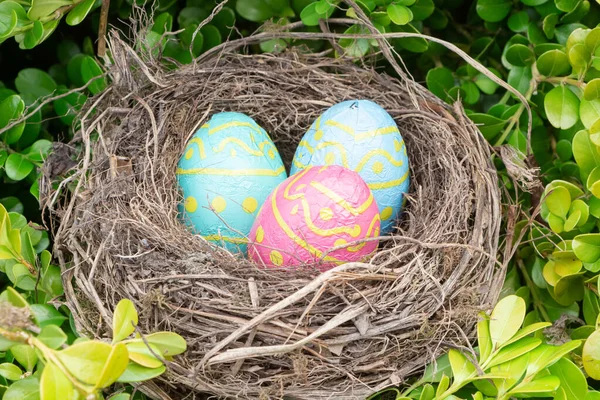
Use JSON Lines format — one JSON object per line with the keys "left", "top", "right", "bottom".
{"left": 291, "top": 100, "right": 410, "bottom": 234}
{"left": 177, "top": 112, "right": 286, "bottom": 254}
{"left": 248, "top": 165, "right": 380, "bottom": 270}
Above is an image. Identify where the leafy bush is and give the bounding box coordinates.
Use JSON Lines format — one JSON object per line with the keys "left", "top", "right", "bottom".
{"left": 2, "top": 0, "right": 600, "bottom": 398}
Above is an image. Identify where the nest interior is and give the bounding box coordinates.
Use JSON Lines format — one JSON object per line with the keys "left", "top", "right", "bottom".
{"left": 42, "top": 25, "right": 504, "bottom": 400}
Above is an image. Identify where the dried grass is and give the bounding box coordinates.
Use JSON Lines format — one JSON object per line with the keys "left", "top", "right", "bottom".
{"left": 41, "top": 4, "right": 507, "bottom": 399}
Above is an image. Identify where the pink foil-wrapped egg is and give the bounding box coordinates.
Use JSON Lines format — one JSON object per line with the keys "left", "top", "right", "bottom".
{"left": 248, "top": 165, "right": 380, "bottom": 271}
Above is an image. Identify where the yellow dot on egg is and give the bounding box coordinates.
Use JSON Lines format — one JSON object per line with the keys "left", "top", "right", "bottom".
{"left": 394, "top": 139, "right": 401, "bottom": 152}
{"left": 334, "top": 238, "right": 347, "bottom": 248}
{"left": 372, "top": 161, "right": 384, "bottom": 175}
{"left": 184, "top": 196, "right": 197, "bottom": 213}
{"left": 319, "top": 207, "right": 334, "bottom": 221}
{"left": 230, "top": 149, "right": 237, "bottom": 157}
{"left": 314, "top": 129, "right": 324, "bottom": 141}
{"left": 268, "top": 149, "right": 275, "bottom": 159}
{"left": 291, "top": 204, "right": 299, "bottom": 215}
{"left": 270, "top": 250, "right": 284, "bottom": 266}
{"left": 255, "top": 226, "right": 264, "bottom": 243}
{"left": 325, "top": 152, "right": 335, "bottom": 165}
{"left": 211, "top": 196, "right": 227, "bottom": 213}
{"left": 185, "top": 148, "right": 194, "bottom": 160}
{"left": 381, "top": 207, "right": 393, "bottom": 221}
{"left": 242, "top": 197, "right": 258, "bottom": 214}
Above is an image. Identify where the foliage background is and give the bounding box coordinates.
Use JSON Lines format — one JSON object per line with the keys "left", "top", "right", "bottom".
{"left": 2, "top": 0, "right": 600, "bottom": 398}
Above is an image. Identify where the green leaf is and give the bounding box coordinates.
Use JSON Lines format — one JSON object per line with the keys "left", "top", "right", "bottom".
{"left": 426, "top": 67, "right": 454, "bottom": 102}
{"left": 476, "top": 0, "right": 511, "bottom": 22}
{"left": 585, "top": 79, "right": 600, "bottom": 101}
{"left": 504, "top": 322, "right": 552, "bottom": 346}
{"left": 477, "top": 315, "right": 492, "bottom": 362}
{"left": 143, "top": 332, "right": 187, "bottom": 356}
{"left": 487, "top": 337, "right": 542, "bottom": 368}
{"left": 552, "top": 250, "right": 582, "bottom": 275}
{"left": 56, "top": 341, "right": 118, "bottom": 386}
{"left": 581, "top": 99, "right": 600, "bottom": 129}
{"left": 0, "top": 363, "right": 22, "bottom": 381}
{"left": 509, "top": 375, "right": 560, "bottom": 396}
{"left": 125, "top": 342, "right": 163, "bottom": 368}
{"left": 300, "top": 2, "right": 335, "bottom": 26}
{"left": 537, "top": 50, "right": 571, "bottom": 76}
{"left": 409, "top": 0, "right": 434, "bottom": 20}
{"left": 27, "top": 0, "right": 72, "bottom": 21}
{"left": 545, "top": 180, "right": 584, "bottom": 199}
{"left": 584, "top": 288, "right": 600, "bottom": 326}
{"left": 587, "top": 392, "right": 600, "bottom": 400}
{"left": 236, "top": 0, "right": 281, "bottom": 22}
{"left": 3, "top": 287, "right": 28, "bottom": 308}
{"left": 0, "top": 2, "right": 27, "bottom": 39}
{"left": 5, "top": 153, "right": 34, "bottom": 182}
{"left": 526, "top": 341, "right": 582, "bottom": 377}
{"left": 553, "top": 273, "right": 585, "bottom": 305}
{"left": 573, "top": 130, "right": 600, "bottom": 180}
{"left": 545, "top": 86, "right": 580, "bottom": 130}
{"left": 584, "top": 330, "right": 600, "bottom": 379}
{"left": 422, "top": 353, "right": 451, "bottom": 382}
{"left": 585, "top": 27, "right": 600, "bottom": 54}
{"left": 569, "top": 43, "right": 592, "bottom": 68}
{"left": 545, "top": 186, "right": 571, "bottom": 218}
{"left": 448, "top": 349, "right": 475, "bottom": 385}
{"left": 508, "top": 66, "right": 533, "bottom": 96}
{"left": 489, "top": 295, "right": 526, "bottom": 349}
{"left": 508, "top": 11, "right": 529, "bottom": 33}
{"left": 112, "top": 299, "right": 138, "bottom": 343}
{"left": 40, "top": 361, "right": 74, "bottom": 400}
{"left": 14, "top": 68, "right": 57, "bottom": 102}
{"left": 570, "top": 199, "right": 590, "bottom": 226}
{"left": 491, "top": 353, "right": 529, "bottom": 395}
{"left": 30, "top": 304, "right": 67, "bottom": 327}
{"left": 460, "top": 82, "right": 480, "bottom": 105}
{"left": 542, "top": 13, "right": 558, "bottom": 39}
{"left": 475, "top": 72, "right": 500, "bottom": 95}
{"left": 38, "top": 325, "right": 67, "bottom": 349}
{"left": 339, "top": 25, "right": 371, "bottom": 57}
{"left": 116, "top": 362, "right": 166, "bottom": 383}
{"left": 10, "top": 345, "right": 38, "bottom": 372}
{"left": 22, "top": 20, "right": 43, "bottom": 49}
{"left": 80, "top": 56, "right": 106, "bottom": 95}
{"left": 3, "top": 376, "right": 39, "bottom": 400}
{"left": 66, "top": 0, "right": 95, "bottom": 26}
{"left": 573, "top": 234, "right": 600, "bottom": 263}
{"left": 0, "top": 94, "right": 25, "bottom": 144}
{"left": 506, "top": 44, "right": 535, "bottom": 66}
{"left": 556, "top": 0, "right": 579, "bottom": 12}
{"left": 549, "top": 357, "right": 587, "bottom": 400}
{"left": 387, "top": 4, "right": 413, "bottom": 25}
{"left": 95, "top": 343, "right": 129, "bottom": 388}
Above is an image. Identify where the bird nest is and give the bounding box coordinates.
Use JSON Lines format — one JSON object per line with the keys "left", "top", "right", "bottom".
{"left": 41, "top": 8, "right": 507, "bottom": 400}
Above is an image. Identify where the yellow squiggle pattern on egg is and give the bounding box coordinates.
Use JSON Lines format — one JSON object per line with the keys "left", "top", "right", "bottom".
{"left": 355, "top": 149, "right": 405, "bottom": 172}
{"left": 208, "top": 121, "right": 263, "bottom": 136}
{"left": 213, "top": 137, "right": 264, "bottom": 156}
{"left": 188, "top": 138, "right": 206, "bottom": 159}
{"left": 177, "top": 166, "right": 285, "bottom": 176}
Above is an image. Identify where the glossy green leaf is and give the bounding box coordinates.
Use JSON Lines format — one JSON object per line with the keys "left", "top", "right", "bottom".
{"left": 475, "top": 72, "right": 500, "bottom": 95}
{"left": 95, "top": 342, "right": 129, "bottom": 388}
{"left": 554, "top": 273, "right": 585, "bottom": 306}
{"left": 526, "top": 341, "right": 582, "bottom": 377}
{"left": 116, "top": 362, "right": 166, "bottom": 383}
{"left": 506, "top": 44, "right": 535, "bottom": 66}
{"left": 544, "top": 186, "right": 571, "bottom": 218}
{"left": 27, "top": 0, "right": 72, "bottom": 21}
{"left": 476, "top": 0, "right": 511, "bottom": 22}
{"left": 410, "top": 0, "right": 434, "bottom": 20}
{"left": 422, "top": 353, "right": 451, "bottom": 382}
{"left": 56, "top": 341, "right": 117, "bottom": 386}
{"left": 537, "top": 50, "right": 571, "bottom": 76}
{"left": 387, "top": 4, "right": 413, "bottom": 25}
{"left": 489, "top": 295, "right": 526, "bottom": 349}
{"left": 300, "top": 2, "right": 334, "bottom": 26}
{"left": 10, "top": 345, "right": 38, "bottom": 372}
{"left": 584, "top": 330, "right": 600, "bottom": 379}
{"left": 30, "top": 304, "right": 67, "bottom": 327}
{"left": 552, "top": 251, "right": 582, "bottom": 275}
{"left": 126, "top": 341, "right": 163, "bottom": 368}
{"left": 0, "top": 94, "right": 25, "bottom": 145}
{"left": 488, "top": 337, "right": 542, "bottom": 368}
{"left": 580, "top": 99, "right": 600, "bottom": 129}
{"left": 113, "top": 299, "right": 138, "bottom": 343}
{"left": 143, "top": 332, "right": 187, "bottom": 356}
{"left": 0, "top": 363, "right": 22, "bottom": 381}
{"left": 236, "top": 0, "right": 282, "bottom": 22}
{"left": 549, "top": 357, "right": 587, "bottom": 400}
{"left": 508, "top": 11, "right": 529, "bottom": 33}
{"left": 448, "top": 349, "right": 475, "bottom": 385}
{"left": 426, "top": 67, "right": 454, "bottom": 102}
{"left": 509, "top": 375, "right": 560, "bottom": 396}
{"left": 477, "top": 314, "right": 492, "bottom": 361}
{"left": 3, "top": 376, "right": 39, "bottom": 400}
{"left": 40, "top": 361, "right": 74, "bottom": 400}
{"left": 573, "top": 130, "right": 600, "bottom": 179}
{"left": 80, "top": 56, "right": 106, "bottom": 95}
{"left": 508, "top": 66, "right": 532, "bottom": 96}
{"left": 545, "top": 86, "right": 580, "bottom": 130}
{"left": 585, "top": 79, "right": 600, "bottom": 101}
{"left": 38, "top": 325, "right": 67, "bottom": 349}
{"left": 66, "top": 0, "right": 95, "bottom": 26}
{"left": 573, "top": 234, "right": 600, "bottom": 263}
{"left": 584, "top": 288, "right": 600, "bottom": 326}
{"left": 570, "top": 199, "right": 590, "bottom": 226}
{"left": 4, "top": 153, "right": 33, "bottom": 182}
{"left": 22, "top": 20, "right": 43, "bottom": 49}
{"left": 339, "top": 25, "right": 370, "bottom": 57}
{"left": 14, "top": 68, "right": 57, "bottom": 102}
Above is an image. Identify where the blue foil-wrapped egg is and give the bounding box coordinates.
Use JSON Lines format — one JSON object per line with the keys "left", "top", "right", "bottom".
{"left": 177, "top": 112, "right": 287, "bottom": 253}
{"left": 291, "top": 100, "right": 410, "bottom": 234}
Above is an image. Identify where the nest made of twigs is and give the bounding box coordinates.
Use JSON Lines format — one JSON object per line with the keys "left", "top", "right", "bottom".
{"left": 41, "top": 8, "right": 506, "bottom": 399}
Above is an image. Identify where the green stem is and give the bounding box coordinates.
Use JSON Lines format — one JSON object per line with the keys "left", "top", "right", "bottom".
{"left": 542, "top": 76, "right": 587, "bottom": 89}
{"left": 517, "top": 259, "right": 552, "bottom": 322}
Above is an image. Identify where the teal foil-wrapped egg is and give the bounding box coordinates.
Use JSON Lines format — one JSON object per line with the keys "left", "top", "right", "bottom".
{"left": 291, "top": 100, "right": 410, "bottom": 234}
{"left": 177, "top": 112, "right": 287, "bottom": 254}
